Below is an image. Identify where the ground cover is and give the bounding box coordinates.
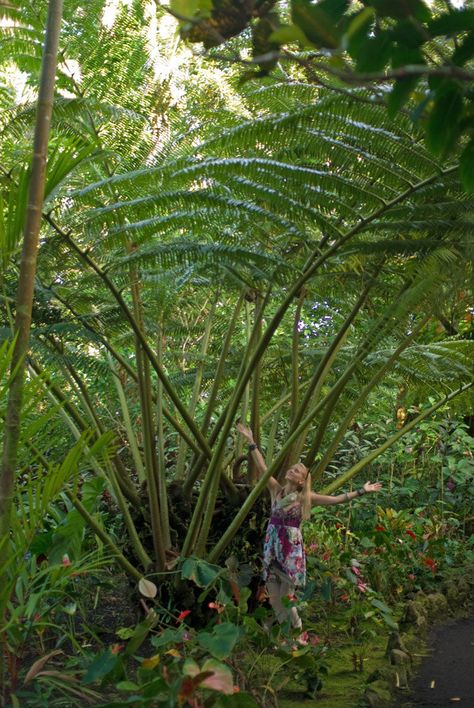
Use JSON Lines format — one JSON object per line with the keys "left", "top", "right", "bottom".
{"left": 6, "top": 423, "right": 473, "bottom": 708}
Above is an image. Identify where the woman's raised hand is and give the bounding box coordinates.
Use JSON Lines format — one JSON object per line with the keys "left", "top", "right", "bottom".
{"left": 362, "top": 481, "right": 383, "bottom": 494}
{"left": 236, "top": 422, "right": 254, "bottom": 443}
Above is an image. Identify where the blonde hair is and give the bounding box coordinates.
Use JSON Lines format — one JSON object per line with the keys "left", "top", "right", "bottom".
{"left": 293, "top": 463, "right": 312, "bottom": 521}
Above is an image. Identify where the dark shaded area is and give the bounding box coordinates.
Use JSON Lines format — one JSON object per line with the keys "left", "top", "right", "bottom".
{"left": 398, "top": 613, "right": 474, "bottom": 707}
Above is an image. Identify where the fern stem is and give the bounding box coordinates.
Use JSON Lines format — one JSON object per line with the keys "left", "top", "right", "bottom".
{"left": 249, "top": 295, "right": 264, "bottom": 484}
{"left": 156, "top": 322, "right": 171, "bottom": 548}
{"left": 109, "top": 353, "right": 146, "bottom": 483}
{"left": 175, "top": 298, "right": 216, "bottom": 479}
{"left": 310, "top": 317, "right": 430, "bottom": 476}
{"left": 291, "top": 277, "right": 374, "bottom": 437}
{"left": 200, "top": 294, "right": 244, "bottom": 436}
{"left": 44, "top": 217, "right": 213, "bottom": 459}
{"left": 28, "top": 359, "right": 140, "bottom": 505}
{"left": 66, "top": 492, "right": 142, "bottom": 581}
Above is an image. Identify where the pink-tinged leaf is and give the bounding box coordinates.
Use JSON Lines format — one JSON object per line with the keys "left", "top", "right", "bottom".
{"left": 138, "top": 578, "right": 157, "bottom": 598}
{"left": 24, "top": 650, "right": 63, "bottom": 684}
{"left": 200, "top": 659, "right": 234, "bottom": 694}
{"left": 183, "top": 658, "right": 234, "bottom": 694}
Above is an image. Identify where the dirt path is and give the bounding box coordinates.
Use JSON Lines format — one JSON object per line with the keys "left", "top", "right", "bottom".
{"left": 397, "top": 612, "right": 474, "bottom": 706}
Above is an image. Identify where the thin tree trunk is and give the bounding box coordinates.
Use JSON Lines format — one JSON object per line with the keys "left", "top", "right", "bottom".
{"left": 0, "top": 0, "right": 63, "bottom": 695}
{"left": 0, "top": 0, "right": 63, "bottom": 558}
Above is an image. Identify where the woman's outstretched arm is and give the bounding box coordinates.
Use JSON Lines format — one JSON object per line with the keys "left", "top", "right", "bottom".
{"left": 236, "top": 423, "right": 281, "bottom": 495}
{"left": 310, "top": 481, "right": 382, "bottom": 506}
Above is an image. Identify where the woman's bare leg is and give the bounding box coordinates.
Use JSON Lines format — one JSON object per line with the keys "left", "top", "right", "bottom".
{"left": 266, "top": 570, "right": 302, "bottom": 629}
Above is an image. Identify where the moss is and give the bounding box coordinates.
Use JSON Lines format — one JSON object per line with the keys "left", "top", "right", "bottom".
{"left": 364, "top": 679, "right": 393, "bottom": 707}
{"left": 424, "top": 592, "right": 448, "bottom": 620}
{"left": 278, "top": 628, "right": 387, "bottom": 707}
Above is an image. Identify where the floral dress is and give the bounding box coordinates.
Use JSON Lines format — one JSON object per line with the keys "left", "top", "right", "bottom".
{"left": 262, "top": 490, "right": 306, "bottom": 587}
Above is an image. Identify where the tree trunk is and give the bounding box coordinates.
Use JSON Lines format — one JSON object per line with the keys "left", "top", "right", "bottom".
{"left": 0, "top": 0, "right": 63, "bottom": 565}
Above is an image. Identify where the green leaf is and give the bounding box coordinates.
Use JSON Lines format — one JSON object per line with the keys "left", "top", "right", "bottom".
{"left": 370, "top": 598, "right": 391, "bottom": 614}
{"left": 344, "top": 7, "right": 375, "bottom": 56}
{"left": 291, "top": 0, "right": 342, "bottom": 48}
{"left": 459, "top": 140, "right": 474, "bottom": 194}
{"left": 169, "top": 0, "right": 212, "bottom": 23}
{"left": 428, "top": 9, "right": 474, "bottom": 37}
{"left": 388, "top": 77, "right": 419, "bottom": 117}
{"left": 391, "top": 45, "right": 424, "bottom": 69}
{"left": 197, "top": 622, "right": 240, "bottom": 660}
{"left": 355, "top": 32, "right": 392, "bottom": 72}
{"left": 316, "top": 0, "right": 350, "bottom": 23}
{"left": 270, "top": 24, "right": 308, "bottom": 46}
{"left": 82, "top": 650, "right": 119, "bottom": 685}
{"left": 116, "top": 627, "right": 136, "bottom": 640}
{"left": 151, "top": 627, "right": 187, "bottom": 648}
{"left": 391, "top": 19, "right": 427, "bottom": 48}
{"left": 380, "top": 612, "right": 399, "bottom": 630}
{"left": 388, "top": 47, "right": 424, "bottom": 116}
{"left": 426, "top": 83, "right": 463, "bottom": 156}
{"left": 364, "top": 0, "right": 431, "bottom": 22}
{"left": 80, "top": 476, "right": 107, "bottom": 512}
{"left": 116, "top": 681, "right": 140, "bottom": 692}
{"left": 181, "top": 556, "right": 223, "bottom": 587}
{"left": 320, "top": 576, "right": 332, "bottom": 602}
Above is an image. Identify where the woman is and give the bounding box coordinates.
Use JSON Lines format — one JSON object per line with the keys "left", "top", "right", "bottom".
{"left": 237, "top": 423, "right": 382, "bottom": 631}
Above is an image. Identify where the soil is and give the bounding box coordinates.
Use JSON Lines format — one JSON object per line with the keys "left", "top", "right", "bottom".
{"left": 397, "top": 612, "right": 474, "bottom": 707}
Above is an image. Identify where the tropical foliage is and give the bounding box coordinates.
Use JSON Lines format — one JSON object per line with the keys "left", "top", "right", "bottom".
{"left": 170, "top": 0, "right": 474, "bottom": 191}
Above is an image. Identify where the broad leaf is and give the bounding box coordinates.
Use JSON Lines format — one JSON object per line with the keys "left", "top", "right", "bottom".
{"left": 82, "top": 650, "right": 119, "bottom": 685}
{"left": 291, "top": 0, "right": 342, "bottom": 48}
{"left": 197, "top": 622, "right": 240, "bottom": 660}
{"left": 181, "top": 556, "right": 223, "bottom": 587}
{"left": 426, "top": 83, "right": 463, "bottom": 156}
{"left": 355, "top": 32, "right": 391, "bottom": 71}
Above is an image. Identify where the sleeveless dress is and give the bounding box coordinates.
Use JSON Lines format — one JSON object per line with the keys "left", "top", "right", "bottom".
{"left": 262, "top": 490, "right": 306, "bottom": 587}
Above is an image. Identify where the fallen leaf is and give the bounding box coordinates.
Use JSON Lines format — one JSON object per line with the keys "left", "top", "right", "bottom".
{"left": 24, "top": 651, "right": 63, "bottom": 684}
{"left": 31, "top": 670, "right": 78, "bottom": 682}
{"left": 430, "top": 680, "right": 436, "bottom": 689}
{"left": 138, "top": 578, "right": 157, "bottom": 598}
